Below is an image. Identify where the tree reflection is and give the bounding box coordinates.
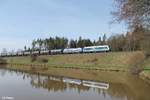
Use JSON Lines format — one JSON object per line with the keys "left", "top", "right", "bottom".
{"left": 1, "top": 68, "right": 150, "bottom": 100}
{"left": 27, "top": 73, "right": 109, "bottom": 95}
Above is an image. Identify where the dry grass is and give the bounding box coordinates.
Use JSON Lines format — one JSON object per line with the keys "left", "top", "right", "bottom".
{"left": 3, "top": 51, "right": 145, "bottom": 71}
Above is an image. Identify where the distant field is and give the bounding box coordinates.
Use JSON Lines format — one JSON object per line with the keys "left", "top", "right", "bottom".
{"left": 3, "top": 51, "right": 145, "bottom": 71}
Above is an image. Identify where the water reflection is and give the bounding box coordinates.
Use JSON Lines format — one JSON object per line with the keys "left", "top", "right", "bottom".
{"left": 26, "top": 72, "right": 109, "bottom": 94}
{"left": 0, "top": 68, "right": 150, "bottom": 100}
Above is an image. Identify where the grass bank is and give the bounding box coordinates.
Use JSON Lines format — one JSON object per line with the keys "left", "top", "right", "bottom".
{"left": 2, "top": 51, "right": 145, "bottom": 72}
{"left": 140, "top": 57, "right": 150, "bottom": 84}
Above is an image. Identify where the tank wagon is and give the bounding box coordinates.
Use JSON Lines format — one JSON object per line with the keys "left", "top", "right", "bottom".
{"left": 40, "top": 50, "right": 50, "bottom": 55}
{"left": 63, "top": 48, "right": 82, "bottom": 54}
{"left": 51, "top": 49, "right": 62, "bottom": 55}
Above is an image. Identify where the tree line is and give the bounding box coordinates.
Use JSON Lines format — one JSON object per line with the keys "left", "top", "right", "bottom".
{"left": 111, "top": 0, "right": 150, "bottom": 55}
{"left": 107, "top": 26, "right": 150, "bottom": 53}
{"left": 25, "top": 25, "right": 150, "bottom": 54}
{"left": 1, "top": 26, "right": 150, "bottom": 55}
{"left": 23, "top": 34, "right": 107, "bottom": 51}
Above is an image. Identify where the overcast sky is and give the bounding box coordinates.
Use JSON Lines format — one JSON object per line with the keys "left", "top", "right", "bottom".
{"left": 0, "top": 0, "right": 127, "bottom": 51}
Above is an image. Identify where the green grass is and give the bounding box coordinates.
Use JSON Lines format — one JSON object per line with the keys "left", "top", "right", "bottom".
{"left": 141, "top": 56, "right": 150, "bottom": 80}
{"left": 3, "top": 51, "right": 145, "bottom": 71}
{"left": 142, "top": 57, "right": 150, "bottom": 70}
{"left": 138, "top": 56, "right": 150, "bottom": 83}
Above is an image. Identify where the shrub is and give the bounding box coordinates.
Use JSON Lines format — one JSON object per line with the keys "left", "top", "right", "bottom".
{"left": 0, "top": 58, "right": 7, "bottom": 64}
{"left": 31, "top": 54, "right": 38, "bottom": 62}
{"left": 86, "top": 57, "right": 98, "bottom": 64}
{"left": 91, "top": 58, "right": 98, "bottom": 62}
{"left": 37, "top": 57, "right": 48, "bottom": 63}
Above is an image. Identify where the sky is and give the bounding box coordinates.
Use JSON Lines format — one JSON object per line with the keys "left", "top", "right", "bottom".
{"left": 0, "top": 0, "right": 127, "bottom": 52}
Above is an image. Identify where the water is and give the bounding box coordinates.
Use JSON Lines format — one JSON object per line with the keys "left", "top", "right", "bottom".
{"left": 0, "top": 67, "right": 150, "bottom": 100}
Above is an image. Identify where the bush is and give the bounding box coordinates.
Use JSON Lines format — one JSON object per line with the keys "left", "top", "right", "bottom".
{"left": 0, "top": 58, "right": 7, "bottom": 64}
{"left": 37, "top": 58, "right": 48, "bottom": 63}
{"left": 90, "top": 58, "right": 98, "bottom": 63}
{"left": 86, "top": 57, "right": 98, "bottom": 63}
{"left": 31, "top": 54, "right": 38, "bottom": 62}
{"left": 130, "top": 65, "right": 143, "bottom": 74}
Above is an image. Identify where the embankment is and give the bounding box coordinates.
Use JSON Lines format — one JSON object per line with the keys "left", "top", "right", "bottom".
{"left": 1, "top": 51, "right": 145, "bottom": 71}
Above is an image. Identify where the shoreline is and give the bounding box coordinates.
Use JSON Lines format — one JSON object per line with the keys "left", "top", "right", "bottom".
{"left": 1, "top": 62, "right": 150, "bottom": 84}
{"left": 0, "top": 64, "right": 134, "bottom": 84}
{"left": 1, "top": 51, "right": 150, "bottom": 84}
{"left": 6, "top": 63, "right": 128, "bottom": 72}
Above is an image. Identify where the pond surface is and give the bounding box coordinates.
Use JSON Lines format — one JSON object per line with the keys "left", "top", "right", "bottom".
{"left": 0, "top": 67, "right": 150, "bottom": 100}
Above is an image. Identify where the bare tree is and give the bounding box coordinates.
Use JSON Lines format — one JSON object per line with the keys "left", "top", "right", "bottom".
{"left": 112, "top": 0, "right": 150, "bottom": 28}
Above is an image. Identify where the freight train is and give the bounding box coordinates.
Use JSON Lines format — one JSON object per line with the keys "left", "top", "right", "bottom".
{"left": 0, "top": 45, "right": 110, "bottom": 57}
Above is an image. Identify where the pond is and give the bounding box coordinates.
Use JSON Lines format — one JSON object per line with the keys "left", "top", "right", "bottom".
{"left": 0, "top": 67, "right": 150, "bottom": 100}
